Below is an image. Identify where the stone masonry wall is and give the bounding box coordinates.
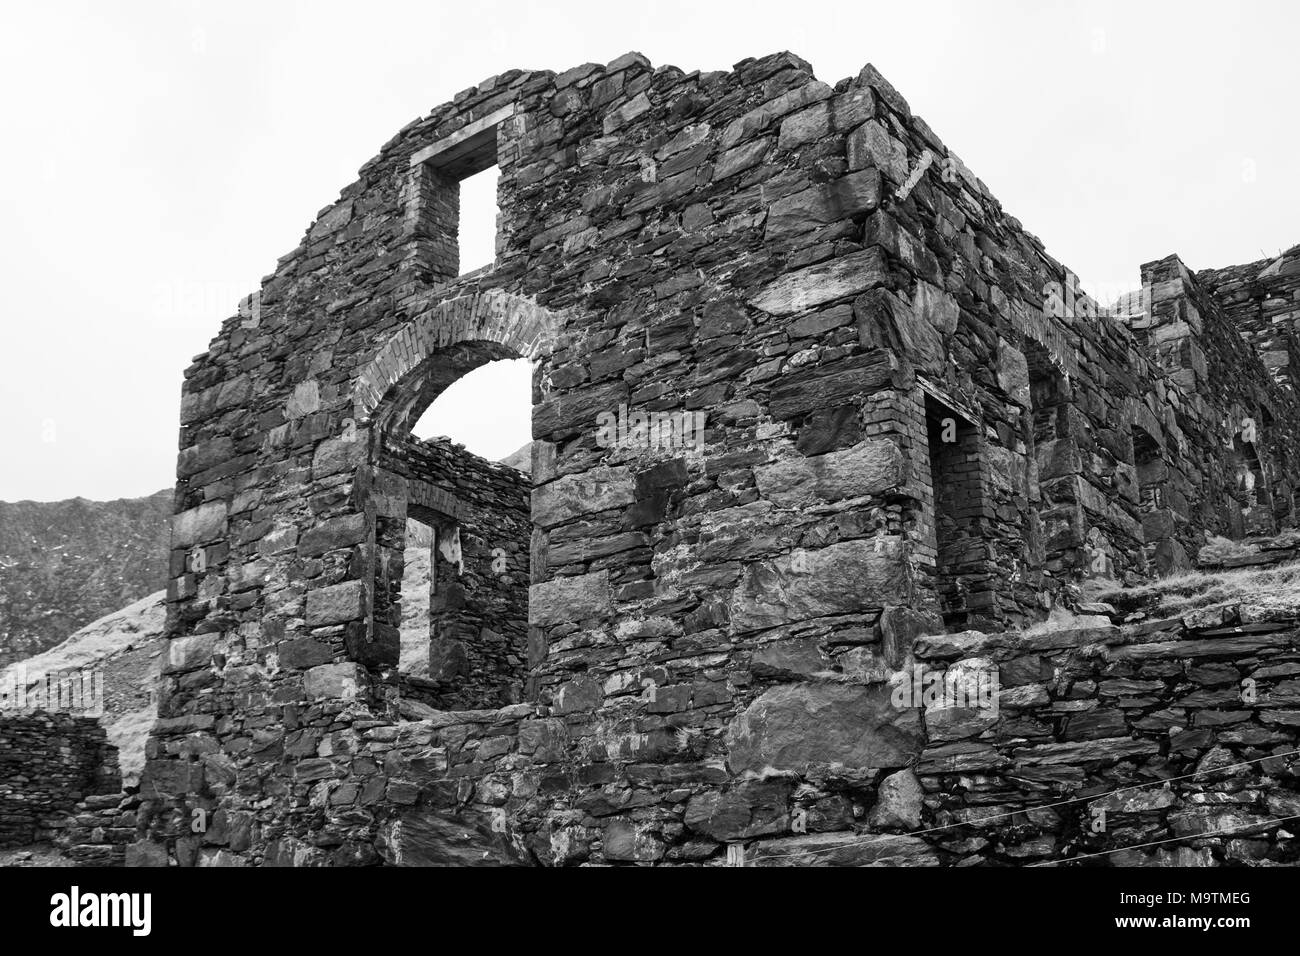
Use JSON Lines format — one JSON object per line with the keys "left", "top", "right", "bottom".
{"left": 912, "top": 564, "right": 1300, "bottom": 865}
{"left": 0, "top": 712, "right": 120, "bottom": 848}
{"left": 380, "top": 434, "right": 530, "bottom": 709}
{"left": 130, "top": 51, "right": 1300, "bottom": 867}
{"left": 852, "top": 111, "right": 1300, "bottom": 623}
{"left": 1136, "top": 255, "right": 1298, "bottom": 540}
{"left": 1199, "top": 245, "right": 1300, "bottom": 393}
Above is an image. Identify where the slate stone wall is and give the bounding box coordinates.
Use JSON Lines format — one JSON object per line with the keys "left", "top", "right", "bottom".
{"left": 0, "top": 712, "right": 119, "bottom": 848}
{"left": 379, "top": 434, "right": 530, "bottom": 709}
{"left": 131, "top": 51, "right": 1300, "bottom": 866}
{"left": 913, "top": 555, "right": 1300, "bottom": 866}
{"left": 1200, "top": 245, "right": 1300, "bottom": 393}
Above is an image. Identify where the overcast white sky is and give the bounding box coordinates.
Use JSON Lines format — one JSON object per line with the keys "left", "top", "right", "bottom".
{"left": 1, "top": 0, "right": 1296, "bottom": 502}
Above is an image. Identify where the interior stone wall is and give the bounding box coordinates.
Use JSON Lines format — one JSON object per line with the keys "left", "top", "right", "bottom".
{"left": 1200, "top": 245, "right": 1300, "bottom": 393}
{"left": 380, "top": 434, "right": 530, "bottom": 709}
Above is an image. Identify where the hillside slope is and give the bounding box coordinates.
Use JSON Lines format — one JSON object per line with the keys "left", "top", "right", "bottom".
{"left": 0, "top": 490, "right": 171, "bottom": 667}
{"left": 0, "top": 590, "right": 166, "bottom": 786}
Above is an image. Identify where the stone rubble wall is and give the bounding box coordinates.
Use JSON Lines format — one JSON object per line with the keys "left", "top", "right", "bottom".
{"left": 128, "top": 49, "right": 1300, "bottom": 866}
{"left": 379, "top": 434, "right": 530, "bottom": 709}
{"left": 1136, "top": 256, "right": 1297, "bottom": 540}
{"left": 913, "top": 600, "right": 1300, "bottom": 866}
{"left": 850, "top": 98, "right": 1300, "bottom": 623}
{"left": 1199, "top": 245, "right": 1300, "bottom": 393}
{"left": 0, "top": 712, "right": 120, "bottom": 848}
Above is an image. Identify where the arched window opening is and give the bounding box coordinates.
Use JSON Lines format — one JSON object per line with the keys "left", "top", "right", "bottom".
{"left": 384, "top": 358, "right": 533, "bottom": 713}
{"left": 412, "top": 357, "right": 532, "bottom": 461}
{"left": 354, "top": 289, "right": 555, "bottom": 716}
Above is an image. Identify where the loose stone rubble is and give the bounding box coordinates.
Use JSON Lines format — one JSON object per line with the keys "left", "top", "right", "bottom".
{"left": 29, "top": 52, "right": 1300, "bottom": 866}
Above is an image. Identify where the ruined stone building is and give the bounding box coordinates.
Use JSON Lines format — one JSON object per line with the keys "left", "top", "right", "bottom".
{"left": 120, "top": 52, "right": 1300, "bottom": 865}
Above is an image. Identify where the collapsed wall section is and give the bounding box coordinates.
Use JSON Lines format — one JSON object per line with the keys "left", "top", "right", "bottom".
{"left": 1134, "top": 255, "right": 1298, "bottom": 541}
{"left": 1199, "top": 245, "right": 1300, "bottom": 392}
{"left": 0, "top": 713, "right": 120, "bottom": 848}
{"left": 849, "top": 92, "right": 1300, "bottom": 614}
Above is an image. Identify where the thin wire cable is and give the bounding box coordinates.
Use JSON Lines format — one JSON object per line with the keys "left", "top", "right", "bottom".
{"left": 1029, "top": 811, "right": 1300, "bottom": 866}
{"left": 748, "top": 746, "right": 1300, "bottom": 863}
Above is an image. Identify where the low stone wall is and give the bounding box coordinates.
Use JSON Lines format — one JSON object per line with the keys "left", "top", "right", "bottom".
{"left": 0, "top": 712, "right": 120, "bottom": 848}
{"left": 117, "top": 583, "right": 1300, "bottom": 866}
{"left": 912, "top": 600, "right": 1300, "bottom": 865}
{"left": 57, "top": 793, "right": 138, "bottom": 866}
{"left": 379, "top": 434, "right": 531, "bottom": 709}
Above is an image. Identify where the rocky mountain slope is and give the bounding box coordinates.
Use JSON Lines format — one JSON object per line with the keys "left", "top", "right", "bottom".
{"left": 0, "top": 491, "right": 171, "bottom": 667}
{"left": 0, "top": 590, "right": 166, "bottom": 787}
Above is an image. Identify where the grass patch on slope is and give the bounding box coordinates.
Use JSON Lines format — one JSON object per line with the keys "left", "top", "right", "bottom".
{"left": 1094, "top": 560, "right": 1300, "bottom": 619}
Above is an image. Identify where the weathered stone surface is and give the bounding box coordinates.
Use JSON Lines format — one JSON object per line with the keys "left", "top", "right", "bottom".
{"left": 381, "top": 810, "right": 522, "bottom": 866}
{"left": 298, "top": 513, "right": 367, "bottom": 557}
{"left": 747, "top": 832, "right": 939, "bottom": 866}
{"left": 997, "top": 340, "right": 1030, "bottom": 407}
{"left": 124, "top": 840, "right": 169, "bottom": 867}
{"left": 750, "top": 638, "right": 832, "bottom": 679}
{"left": 601, "top": 818, "right": 666, "bottom": 862}
{"left": 719, "top": 79, "right": 832, "bottom": 150}
{"left": 529, "top": 570, "right": 611, "bottom": 625}
{"left": 867, "top": 769, "right": 923, "bottom": 830}
{"left": 729, "top": 537, "right": 910, "bottom": 632}
{"left": 754, "top": 440, "right": 906, "bottom": 506}
{"left": 855, "top": 287, "right": 944, "bottom": 375}
{"left": 172, "top": 501, "right": 227, "bottom": 548}
{"left": 552, "top": 678, "right": 603, "bottom": 715}
{"left": 177, "top": 437, "right": 235, "bottom": 478}
{"left": 726, "top": 683, "right": 923, "bottom": 775}
{"left": 880, "top": 606, "right": 940, "bottom": 667}
{"left": 847, "top": 119, "right": 908, "bottom": 181}
{"left": 303, "top": 662, "right": 361, "bottom": 700}
{"left": 1110, "top": 846, "right": 1217, "bottom": 867}
{"left": 312, "top": 434, "right": 363, "bottom": 478}
{"left": 1011, "top": 737, "right": 1160, "bottom": 766}
{"left": 277, "top": 637, "right": 334, "bottom": 670}
{"left": 767, "top": 352, "right": 895, "bottom": 420}
{"left": 165, "top": 632, "right": 217, "bottom": 673}
{"left": 911, "top": 280, "right": 959, "bottom": 337}
{"left": 305, "top": 580, "right": 365, "bottom": 626}
{"left": 794, "top": 402, "right": 862, "bottom": 455}
{"left": 748, "top": 248, "right": 888, "bottom": 316}
{"left": 531, "top": 466, "right": 635, "bottom": 529}
{"left": 284, "top": 379, "right": 321, "bottom": 419}
{"left": 683, "top": 780, "right": 791, "bottom": 841}
{"left": 765, "top": 169, "right": 881, "bottom": 238}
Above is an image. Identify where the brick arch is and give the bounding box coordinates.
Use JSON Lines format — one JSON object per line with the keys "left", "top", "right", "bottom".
{"left": 352, "top": 289, "right": 556, "bottom": 430}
